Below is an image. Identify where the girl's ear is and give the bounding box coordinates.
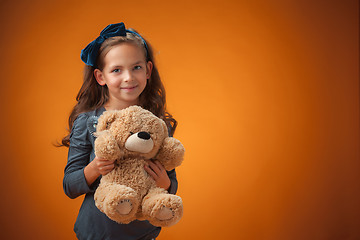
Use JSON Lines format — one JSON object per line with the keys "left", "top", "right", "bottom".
{"left": 94, "top": 69, "right": 106, "bottom": 86}
{"left": 146, "top": 61, "right": 153, "bottom": 79}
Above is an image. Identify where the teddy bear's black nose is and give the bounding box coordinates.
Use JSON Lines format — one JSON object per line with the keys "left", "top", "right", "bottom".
{"left": 138, "top": 131, "right": 151, "bottom": 140}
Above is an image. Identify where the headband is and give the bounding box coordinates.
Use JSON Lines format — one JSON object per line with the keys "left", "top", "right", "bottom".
{"left": 80, "top": 22, "right": 148, "bottom": 67}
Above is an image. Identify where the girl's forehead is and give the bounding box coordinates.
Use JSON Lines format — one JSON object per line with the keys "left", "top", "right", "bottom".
{"left": 104, "top": 43, "right": 146, "bottom": 66}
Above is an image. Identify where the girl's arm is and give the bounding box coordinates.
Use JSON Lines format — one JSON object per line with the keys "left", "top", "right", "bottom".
{"left": 63, "top": 113, "right": 102, "bottom": 199}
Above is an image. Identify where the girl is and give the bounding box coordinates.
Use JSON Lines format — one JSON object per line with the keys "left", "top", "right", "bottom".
{"left": 62, "top": 22, "right": 179, "bottom": 240}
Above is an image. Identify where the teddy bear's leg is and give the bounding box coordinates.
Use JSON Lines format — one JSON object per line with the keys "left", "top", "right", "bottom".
{"left": 142, "top": 187, "right": 183, "bottom": 227}
{"left": 94, "top": 182, "right": 140, "bottom": 224}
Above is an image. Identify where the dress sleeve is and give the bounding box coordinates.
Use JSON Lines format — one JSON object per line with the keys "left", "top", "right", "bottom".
{"left": 166, "top": 127, "right": 179, "bottom": 195}
{"left": 167, "top": 169, "right": 178, "bottom": 194}
{"left": 63, "top": 113, "right": 94, "bottom": 199}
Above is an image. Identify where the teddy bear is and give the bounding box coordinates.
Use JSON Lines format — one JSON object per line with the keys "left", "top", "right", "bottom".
{"left": 93, "top": 105, "right": 185, "bottom": 227}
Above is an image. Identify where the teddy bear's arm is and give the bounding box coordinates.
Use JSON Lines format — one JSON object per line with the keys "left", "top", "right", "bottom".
{"left": 155, "top": 137, "right": 184, "bottom": 171}
{"left": 94, "top": 130, "right": 122, "bottom": 161}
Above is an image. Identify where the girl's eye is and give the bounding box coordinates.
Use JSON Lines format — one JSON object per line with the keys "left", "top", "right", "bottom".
{"left": 112, "top": 69, "right": 120, "bottom": 73}
{"left": 134, "top": 66, "right": 142, "bottom": 70}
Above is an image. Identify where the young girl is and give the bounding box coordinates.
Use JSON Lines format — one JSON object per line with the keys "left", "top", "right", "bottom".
{"left": 62, "top": 22, "right": 179, "bottom": 240}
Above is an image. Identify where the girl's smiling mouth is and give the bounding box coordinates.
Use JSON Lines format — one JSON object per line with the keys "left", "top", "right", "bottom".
{"left": 121, "top": 85, "right": 138, "bottom": 91}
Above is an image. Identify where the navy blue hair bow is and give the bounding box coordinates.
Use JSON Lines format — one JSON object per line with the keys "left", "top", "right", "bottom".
{"left": 80, "top": 22, "right": 148, "bottom": 67}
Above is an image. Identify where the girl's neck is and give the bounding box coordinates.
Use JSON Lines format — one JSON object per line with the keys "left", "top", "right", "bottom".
{"left": 103, "top": 98, "right": 139, "bottom": 111}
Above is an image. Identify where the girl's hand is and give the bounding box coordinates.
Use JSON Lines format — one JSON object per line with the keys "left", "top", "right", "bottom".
{"left": 145, "top": 160, "right": 171, "bottom": 191}
{"left": 91, "top": 156, "right": 116, "bottom": 175}
{"left": 84, "top": 156, "right": 115, "bottom": 186}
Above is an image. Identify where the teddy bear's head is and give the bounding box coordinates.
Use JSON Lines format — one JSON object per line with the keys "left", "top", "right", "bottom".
{"left": 95, "top": 106, "right": 170, "bottom": 160}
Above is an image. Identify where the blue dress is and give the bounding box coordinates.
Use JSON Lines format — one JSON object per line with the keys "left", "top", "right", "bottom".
{"left": 63, "top": 107, "right": 178, "bottom": 240}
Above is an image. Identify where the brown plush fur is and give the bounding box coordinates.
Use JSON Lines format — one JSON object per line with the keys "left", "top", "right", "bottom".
{"left": 93, "top": 106, "right": 184, "bottom": 227}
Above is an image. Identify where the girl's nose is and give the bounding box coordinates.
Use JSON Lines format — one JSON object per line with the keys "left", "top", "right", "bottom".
{"left": 123, "top": 70, "right": 133, "bottom": 82}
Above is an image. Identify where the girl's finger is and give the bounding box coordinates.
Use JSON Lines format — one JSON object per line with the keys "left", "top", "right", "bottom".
{"left": 100, "top": 164, "right": 115, "bottom": 174}
{"left": 99, "top": 159, "right": 116, "bottom": 164}
{"left": 154, "top": 160, "right": 166, "bottom": 172}
{"left": 100, "top": 163, "right": 114, "bottom": 169}
{"left": 103, "top": 161, "right": 115, "bottom": 167}
{"left": 144, "top": 165, "right": 158, "bottom": 179}
{"left": 105, "top": 163, "right": 115, "bottom": 169}
{"left": 148, "top": 160, "right": 161, "bottom": 175}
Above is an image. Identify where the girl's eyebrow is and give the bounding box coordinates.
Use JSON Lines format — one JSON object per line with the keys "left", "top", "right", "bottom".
{"left": 132, "top": 60, "right": 145, "bottom": 65}
{"left": 110, "top": 65, "right": 122, "bottom": 69}
{"left": 110, "top": 61, "right": 145, "bottom": 69}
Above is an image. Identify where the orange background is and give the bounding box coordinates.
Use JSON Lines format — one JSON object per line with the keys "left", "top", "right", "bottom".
{"left": 0, "top": 0, "right": 359, "bottom": 239}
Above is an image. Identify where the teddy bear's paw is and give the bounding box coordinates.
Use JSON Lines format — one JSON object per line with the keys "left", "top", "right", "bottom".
{"left": 96, "top": 184, "right": 140, "bottom": 224}
{"left": 155, "top": 205, "right": 175, "bottom": 221}
{"left": 116, "top": 199, "right": 133, "bottom": 215}
{"left": 94, "top": 131, "right": 122, "bottom": 161}
{"left": 142, "top": 191, "right": 183, "bottom": 227}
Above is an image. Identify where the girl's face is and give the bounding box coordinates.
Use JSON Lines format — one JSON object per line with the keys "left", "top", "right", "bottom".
{"left": 94, "top": 43, "right": 152, "bottom": 109}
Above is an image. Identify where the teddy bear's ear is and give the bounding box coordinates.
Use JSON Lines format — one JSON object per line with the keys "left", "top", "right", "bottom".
{"left": 156, "top": 137, "right": 185, "bottom": 171}
{"left": 96, "top": 110, "right": 120, "bottom": 132}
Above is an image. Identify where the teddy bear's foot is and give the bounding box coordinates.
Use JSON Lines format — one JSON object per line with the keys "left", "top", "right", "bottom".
{"left": 142, "top": 188, "right": 183, "bottom": 227}
{"left": 155, "top": 205, "right": 174, "bottom": 221}
{"left": 95, "top": 183, "right": 139, "bottom": 224}
{"left": 116, "top": 199, "right": 133, "bottom": 215}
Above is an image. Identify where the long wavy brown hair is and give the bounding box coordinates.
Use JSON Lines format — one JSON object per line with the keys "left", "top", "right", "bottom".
{"left": 60, "top": 29, "right": 177, "bottom": 147}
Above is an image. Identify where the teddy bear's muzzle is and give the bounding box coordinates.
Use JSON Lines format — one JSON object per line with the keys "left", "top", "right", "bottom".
{"left": 124, "top": 131, "right": 154, "bottom": 153}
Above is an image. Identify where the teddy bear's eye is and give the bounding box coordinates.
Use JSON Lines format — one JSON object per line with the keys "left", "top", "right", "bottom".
{"left": 130, "top": 131, "right": 134, "bottom": 135}
{"left": 106, "top": 122, "right": 111, "bottom": 129}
